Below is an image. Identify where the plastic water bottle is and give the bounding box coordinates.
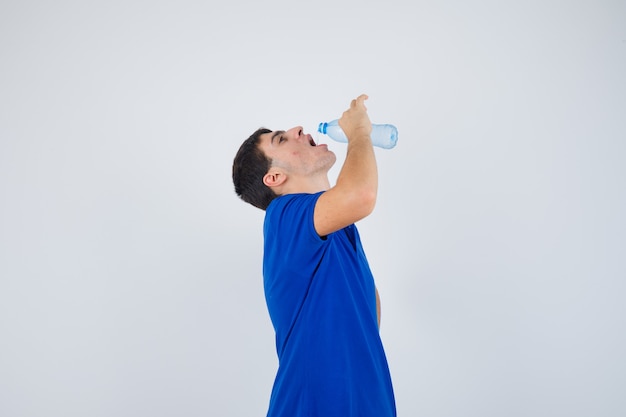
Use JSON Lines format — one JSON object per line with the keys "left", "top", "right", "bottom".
{"left": 317, "top": 119, "right": 398, "bottom": 149}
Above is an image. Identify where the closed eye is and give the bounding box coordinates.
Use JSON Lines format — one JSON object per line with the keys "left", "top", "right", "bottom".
{"left": 271, "top": 130, "right": 286, "bottom": 145}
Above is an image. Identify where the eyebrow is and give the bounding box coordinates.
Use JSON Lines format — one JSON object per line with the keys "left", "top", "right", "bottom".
{"left": 271, "top": 130, "right": 285, "bottom": 144}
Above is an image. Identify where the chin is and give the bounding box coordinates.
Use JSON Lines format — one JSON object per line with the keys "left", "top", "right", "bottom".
{"left": 326, "top": 151, "right": 337, "bottom": 166}
{"left": 316, "top": 153, "right": 336, "bottom": 173}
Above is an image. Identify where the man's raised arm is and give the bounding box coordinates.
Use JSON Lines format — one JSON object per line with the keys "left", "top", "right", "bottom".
{"left": 314, "top": 94, "right": 378, "bottom": 237}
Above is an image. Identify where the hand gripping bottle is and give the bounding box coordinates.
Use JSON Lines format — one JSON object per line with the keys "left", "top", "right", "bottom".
{"left": 317, "top": 119, "right": 398, "bottom": 149}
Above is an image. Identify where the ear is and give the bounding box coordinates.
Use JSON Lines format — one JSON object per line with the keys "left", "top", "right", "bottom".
{"left": 263, "top": 168, "right": 287, "bottom": 189}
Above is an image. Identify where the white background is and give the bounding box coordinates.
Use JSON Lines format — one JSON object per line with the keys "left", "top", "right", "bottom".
{"left": 1, "top": 1, "right": 625, "bottom": 416}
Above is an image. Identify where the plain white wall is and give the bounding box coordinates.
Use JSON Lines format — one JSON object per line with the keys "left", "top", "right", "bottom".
{"left": 1, "top": 1, "right": 625, "bottom": 416}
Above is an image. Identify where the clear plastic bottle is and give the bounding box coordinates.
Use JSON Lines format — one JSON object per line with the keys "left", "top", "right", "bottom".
{"left": 317, "top": 119, "right": 398, "bottom": 149}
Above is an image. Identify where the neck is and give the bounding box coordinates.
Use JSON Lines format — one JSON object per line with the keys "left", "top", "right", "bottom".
{"left": 280, "top": 173, "right": 331, "bottom": 196}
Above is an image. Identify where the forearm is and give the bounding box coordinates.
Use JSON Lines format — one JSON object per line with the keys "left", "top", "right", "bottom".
{"left": 335, "top": 134, "right": 378, "bottom": 206}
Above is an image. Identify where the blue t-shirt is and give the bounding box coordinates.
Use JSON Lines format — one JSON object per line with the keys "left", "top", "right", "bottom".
{"left": 263, "top": 192, "right": 396, "bottom": 417}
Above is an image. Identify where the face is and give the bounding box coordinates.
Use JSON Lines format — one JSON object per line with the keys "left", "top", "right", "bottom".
{"left": 258, "top": 126, "right": 336, "bottom": 176}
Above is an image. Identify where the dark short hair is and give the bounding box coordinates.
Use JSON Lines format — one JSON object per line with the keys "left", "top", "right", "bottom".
{"left": 232, "top": 128, "right": 277, "bottom": 210}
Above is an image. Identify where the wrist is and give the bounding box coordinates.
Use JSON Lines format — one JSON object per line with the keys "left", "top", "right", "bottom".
{"left": 346, "top": 127, "right": 372, "bottom": 142}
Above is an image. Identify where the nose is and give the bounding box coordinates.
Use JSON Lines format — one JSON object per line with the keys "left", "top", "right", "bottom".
{"left": 286, "top": 126, "right": 304, "bottom": 139}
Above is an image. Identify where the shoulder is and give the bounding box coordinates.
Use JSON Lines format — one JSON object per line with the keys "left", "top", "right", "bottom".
{"left": 266, "top": 192, "right": 323, "bottom": 218}
{"left": 265, "top": 192, "right": 325, "bottom": 241}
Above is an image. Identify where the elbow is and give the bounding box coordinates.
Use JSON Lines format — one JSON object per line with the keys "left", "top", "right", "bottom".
{"left": 354, "top": 187, "right": 377, "bottom": 219}
{"left": 332, "top": 177, "right": 378, "bottom": 221}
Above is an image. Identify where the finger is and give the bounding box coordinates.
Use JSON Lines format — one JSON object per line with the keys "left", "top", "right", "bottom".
{"left": 355, "top": 94, "right": 369, "bottom": 110}
{"left": 349, "top": 94, "right": 368, "bottom": 110}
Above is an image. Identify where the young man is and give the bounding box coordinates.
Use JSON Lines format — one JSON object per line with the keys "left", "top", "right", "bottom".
{"left": 232, "top": 94, "right": 396, "bottom": 417}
